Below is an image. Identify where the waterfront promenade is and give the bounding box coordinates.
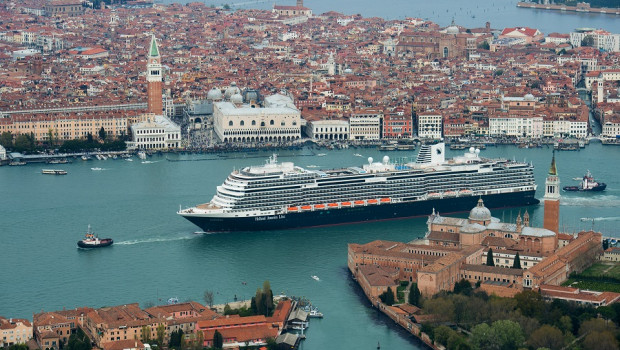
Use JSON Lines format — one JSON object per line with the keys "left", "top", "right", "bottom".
{"left": 517, "top": 1, "right": 620, "bottom": 15}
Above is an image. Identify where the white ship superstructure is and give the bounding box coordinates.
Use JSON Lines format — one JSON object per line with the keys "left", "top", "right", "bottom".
{"left": 178, "top": 144, "right": 539, "bottom": 231}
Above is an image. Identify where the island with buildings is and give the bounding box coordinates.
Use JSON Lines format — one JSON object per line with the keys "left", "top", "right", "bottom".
{"left": 347, "top": 155, "right": 620, "bottom": 349}
{"left": 1, "top": 283, "right": 316, "bottom": 350}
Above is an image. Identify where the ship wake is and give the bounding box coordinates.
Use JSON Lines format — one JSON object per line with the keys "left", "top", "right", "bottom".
{"left": 115, "top": 234, "right": 199, "bottom": 246}
{"left": 550, "top": 195, "right": 620, "bottom": 207}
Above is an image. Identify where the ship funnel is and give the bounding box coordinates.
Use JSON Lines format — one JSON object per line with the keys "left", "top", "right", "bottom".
{"left": 368, "top": 157, "right": 373, "bottom": 165}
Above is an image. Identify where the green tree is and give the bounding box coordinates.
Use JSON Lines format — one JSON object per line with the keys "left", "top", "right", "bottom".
{"left": 98, "top": 127, "right": 107, "bottom": 141}
{"left": 408, "top": 283, "right": 421, "bottom": 306}
{"left": 434, "top": 325, "right": 455, "bottom": 346}
{"left": 581, "top": 35, "right": 594, "bottom": 47}
{"left": 583, "top": 331, "right": 618, "bottom": 350}
{"left": 203, "top": 290, "right": 214, "bottom": 308}
{"left": 65, "top": 327, "right": 92, "bottom": 350}
{"left": 447, "top": 333, "right": 470, "bottom": 350}
{"left": 262, "top": 280, "right": 274, "bottom": 316}
{"left": 514, "top": 290, "right": 544, "bottom": 318}
{"left": 86, "top": 133, "right": 94, "bottom": 144}
{"left": 528, "top": 324, "right": 564, "bottom": 350}
{"left": 471, "top": 320, "right": 524, "bottom": 350}
{"left": 194, "top": 330, "right": 203, "bottom": 350}
{"left": 212, "top": 330, "right": 223, "bottom": 349}
{"left": 424, "top": 297, "right": 455, "bottom": 322}
{"left": 477, "top": 41, "right": 490, "bottom": 50}
{"left": 453, "top": 279, "right": 472, "bottom": 295}
{"left": 486, "top": 248, "right": 495, "bottom": 266}
{"left": 379, "top": 287, "right": 395, "bottom": 306}
{"left": 13, "top": 133, "right": 35, "bottom": 153}
{"left": 493, "top": 69, "right": 504, "bottom": 76}
{"left": 0, "top": 131, "right": 12, "bottom": 148}
{"left": 265, "top": 337, "right": 277, "bottom": 350}
{"left": 512, "top": 252, "right": 521, "bottom": 269}
{"left": 140, "top": 325, "right": 151, "bottom": 343}
{"left": 168, "top": 329, "right": 183, "bottom": 348}
{"left": 156, "top": 324, "right": 165, "bottom": 348}
{"left": 579, "top": 318, "right": 615, "bottom": 336}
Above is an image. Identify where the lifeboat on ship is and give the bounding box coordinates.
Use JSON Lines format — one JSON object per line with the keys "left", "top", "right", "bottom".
{"left": 368, "top": 199, "right": 378, "bottom": 204}
{"left": 301, "top": 205, "right": 312, "bottom": 211}
{"left": 288, "top": 206, "right": 299, "bottom": 212}
{"left": 444, "top": 191, "right": 457, "bottom": 197}
{"left": 428, "top": 193, "right": 441, "bottom": 199}
{"left": 380, "top": 198, "right": 391, "bottom": 203}
{"left": 341, "top": 202, "right": 352, "bottom": 207}
{"left": 327, "top": 203, "right": 339, "bottom": 208}
{"left": 459, "top": 189, "right": 473, "bottom": 196}
{"left": 354, "top": 200, "right": 365, "bottom": 205}
{"left": 314, "top": 204, "right": 325, "bottom": 209}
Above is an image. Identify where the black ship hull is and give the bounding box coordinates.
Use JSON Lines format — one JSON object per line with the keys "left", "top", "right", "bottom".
{"left": 563, "top": 183, "right": 606, "bottom": 192}
{"left": 182, "top": 190, "right": 539, "bottom": 232}
{"left": 77, "top": 239, "right": 113, "bottom": 248}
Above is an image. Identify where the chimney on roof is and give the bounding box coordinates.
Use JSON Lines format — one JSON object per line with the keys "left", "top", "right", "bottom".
{"left": 296, "top": 0, "right": 303, "bottom": 6}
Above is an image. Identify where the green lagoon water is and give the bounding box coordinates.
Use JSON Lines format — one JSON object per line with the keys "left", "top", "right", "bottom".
{"left": 1, "top": 143, "right": 620, "bottom": 349}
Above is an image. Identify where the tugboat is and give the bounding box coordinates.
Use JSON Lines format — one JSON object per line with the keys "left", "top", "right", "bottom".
{"left": 563, "top": 170, "right": 606, "bottom": 192}
{"left": 77, "top": 225, "right": 113, "bottom": 248}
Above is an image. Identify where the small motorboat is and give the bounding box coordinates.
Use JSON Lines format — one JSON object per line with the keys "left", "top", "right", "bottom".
{"left": 311, "top": 275, "right": 320, "bottom": 281}
{"left": 77, "top": 225, "right": 113, "bottom": 248}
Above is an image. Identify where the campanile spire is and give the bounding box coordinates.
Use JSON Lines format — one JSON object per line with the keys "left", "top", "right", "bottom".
{"left": 146, "top": 34, "right": 163, "bottom": 114}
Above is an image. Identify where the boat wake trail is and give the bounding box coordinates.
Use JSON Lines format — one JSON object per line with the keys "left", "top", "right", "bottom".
{"left": 141, "top": 160, "right": 161, "bottom": 164}
{"left": 115, "top": 234, "right": 199, "bottom": 246}
{"left": 553, "top": 195, "right": 620, "bottom": 207}
{"left": 581, "top": 216, "right": 620, "bottom": 222}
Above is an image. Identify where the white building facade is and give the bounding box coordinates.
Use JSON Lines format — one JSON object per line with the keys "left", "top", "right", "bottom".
{"left": 305, "top": 119, "right": 349, "bottom": 140}
{"left": 128, "top": 113, "right": 182, "bottom": 150}
{"left": 488, "top": 116, "right": 543, "bottom": 138}
{"left": 570, "top": 29, "right": 620, "bottom": 52}
{"left": 543, "top": 118, "right": 588, "bottom": 138}
{"left": 349, "top": 111, "right": 382, "bottom": 140}
{"left": 602, "top": 117, "right": 620, "bottom": 139}
{"left": 213, "top": 94, "right": 301, "bottom": 143}
{"left": 417, "top": 112, "right": 443, "bottom": 139}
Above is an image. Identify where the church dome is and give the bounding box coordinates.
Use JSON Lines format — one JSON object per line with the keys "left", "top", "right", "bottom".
{"left": 469, "top": 198, "right": 491, "bottom": 222}
{"left": 207, "top": 87, "right": 222, "bottom": 101}
{"left": 230, "top": 93, "right": 243, "bottom": 105}
{"left": 524, "top": 93, "right": 535, "bottom": 101}
{"left": 225, "top": 82, "right": 241, "bottom": 100}
{"left": 445, "top": 25, "right": 460, "bottom": 34}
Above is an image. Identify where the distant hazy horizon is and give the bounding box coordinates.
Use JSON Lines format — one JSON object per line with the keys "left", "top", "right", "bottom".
{"left": 160, "top": 0, "right": 620, "bottom": 34}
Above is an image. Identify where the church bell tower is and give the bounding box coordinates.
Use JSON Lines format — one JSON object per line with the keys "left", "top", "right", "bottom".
{"left": 543, "top": 152, "right": 560, "bottom": 239}
{"left": 146, "top": 34, "right": 163, "bottom": 115}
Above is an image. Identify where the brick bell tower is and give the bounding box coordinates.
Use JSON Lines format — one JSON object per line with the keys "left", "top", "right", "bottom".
{"left": 146, "top": 34, "right": 163, "bottom": 115}
{"left": 543, "top": 151, "right": 560, "bottom": 243}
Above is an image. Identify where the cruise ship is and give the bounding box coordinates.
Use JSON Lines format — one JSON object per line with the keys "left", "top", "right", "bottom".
{"left": 178, "top": 144, "right": 539, "bottom": 232}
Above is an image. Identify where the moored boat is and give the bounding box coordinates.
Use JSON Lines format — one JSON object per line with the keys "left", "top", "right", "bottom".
{"left": 77, "top": 225, "right": 113, "bottom": 248}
